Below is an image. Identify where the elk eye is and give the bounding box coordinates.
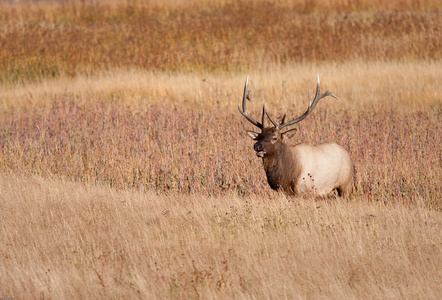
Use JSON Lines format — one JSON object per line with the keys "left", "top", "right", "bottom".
{"left": 272, "top": 137, "right": 277, "bottom": 141}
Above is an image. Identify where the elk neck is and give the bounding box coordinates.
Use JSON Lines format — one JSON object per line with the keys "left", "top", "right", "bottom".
{"left": 261, "top": 142, "right": 301, "bottom": 194}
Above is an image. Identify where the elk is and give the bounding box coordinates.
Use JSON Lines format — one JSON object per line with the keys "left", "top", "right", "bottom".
{"left": 238, "top": 75, "right": 353, "bottom": 197}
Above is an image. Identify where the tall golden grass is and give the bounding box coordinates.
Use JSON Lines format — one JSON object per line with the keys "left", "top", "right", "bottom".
{"left": 0, "top": 0, "right": 441, "bottom": 299}
{"left": 1, "top": 173, "right": 441, "bottom": 299}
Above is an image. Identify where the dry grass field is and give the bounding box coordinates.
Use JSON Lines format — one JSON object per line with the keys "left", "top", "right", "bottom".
{"left": 1, "top": 174, "right": 440, "bottom": 299}
{"left": 0, "top": 0, "right": 441, "bottom": 299}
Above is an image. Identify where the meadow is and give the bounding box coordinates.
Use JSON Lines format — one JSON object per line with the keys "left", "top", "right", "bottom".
{"left": 0, "top": 0, "right": 441, "bottom": 299}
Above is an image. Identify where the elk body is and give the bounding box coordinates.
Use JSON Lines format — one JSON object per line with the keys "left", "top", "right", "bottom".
{"left": 238, "top": 75, "right": 353, "bottom": 197}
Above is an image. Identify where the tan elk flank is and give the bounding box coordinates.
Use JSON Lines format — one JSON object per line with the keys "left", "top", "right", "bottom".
{"left": 238, "top": 75, "right": 353, "bottom": 197}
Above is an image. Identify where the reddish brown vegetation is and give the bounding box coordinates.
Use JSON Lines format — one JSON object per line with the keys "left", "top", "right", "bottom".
{"left": 0, "top": 0, "right": 441, "bottom": 83}
{"left": 0, "top": 99, "right": 439, "bottom": 208}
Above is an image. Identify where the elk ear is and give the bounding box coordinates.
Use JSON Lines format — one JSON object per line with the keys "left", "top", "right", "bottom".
{"left": 282, "top": 128, "right": 297, "bottom": 140}
{"left": 246, "top": 130, "right": 260, "bottom": 140}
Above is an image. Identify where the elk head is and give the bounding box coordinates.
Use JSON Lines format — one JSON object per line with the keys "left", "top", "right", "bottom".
{"left": 238, "top": 74, "right": 339, "bottom": 158}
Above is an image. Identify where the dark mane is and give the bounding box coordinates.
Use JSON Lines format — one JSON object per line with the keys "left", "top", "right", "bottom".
{"left": 262, "top": 143, "right": 301, "bottom": 195}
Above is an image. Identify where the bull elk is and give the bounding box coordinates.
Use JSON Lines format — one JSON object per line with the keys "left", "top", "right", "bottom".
{"left": 238, "top": 75, "right": 353, "bottom": 197}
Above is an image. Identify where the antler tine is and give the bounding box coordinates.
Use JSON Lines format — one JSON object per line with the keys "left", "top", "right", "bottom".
{"left": 325, "top": 83, "right": 340, "bottom": 100}
{"left": 238, "top": 76, "right": 263, "bottom": 130}
{"left": 278, "top": 74, "right": 339, "bottom": 130}
{"left": 281, "top": 113, "right": 287, "bottom": 124}
{"left": 261, "top": 104, "right": 266, "bottom": 128}
{"left": 264, "top": 104, "right": 279, "bottom": 128}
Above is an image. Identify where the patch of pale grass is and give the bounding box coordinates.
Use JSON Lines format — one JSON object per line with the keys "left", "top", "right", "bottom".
{"left": 1, "top": 173, "right": 440, "bottom": 299}
{"left": 1, "top": 60, "right": 440, "bottom": 114}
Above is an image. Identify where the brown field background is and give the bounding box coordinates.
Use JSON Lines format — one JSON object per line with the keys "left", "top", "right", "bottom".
{"left": 0, "top": 0, "right": 441, "bottom": 299}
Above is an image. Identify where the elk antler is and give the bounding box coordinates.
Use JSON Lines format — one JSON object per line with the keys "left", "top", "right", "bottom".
{"left": 239, "top": 74, "right": 339, "bottom": 132}
{"left": 238, "top": 76, "right": 264, "bottom": 130}
{"left": 273, "top": 74, "right": 339, "bottom": 130}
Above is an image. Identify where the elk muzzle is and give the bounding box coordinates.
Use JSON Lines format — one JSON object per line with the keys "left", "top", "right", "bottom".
{"left": 254, "top": 142, "right": 266, "bottom": 157}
